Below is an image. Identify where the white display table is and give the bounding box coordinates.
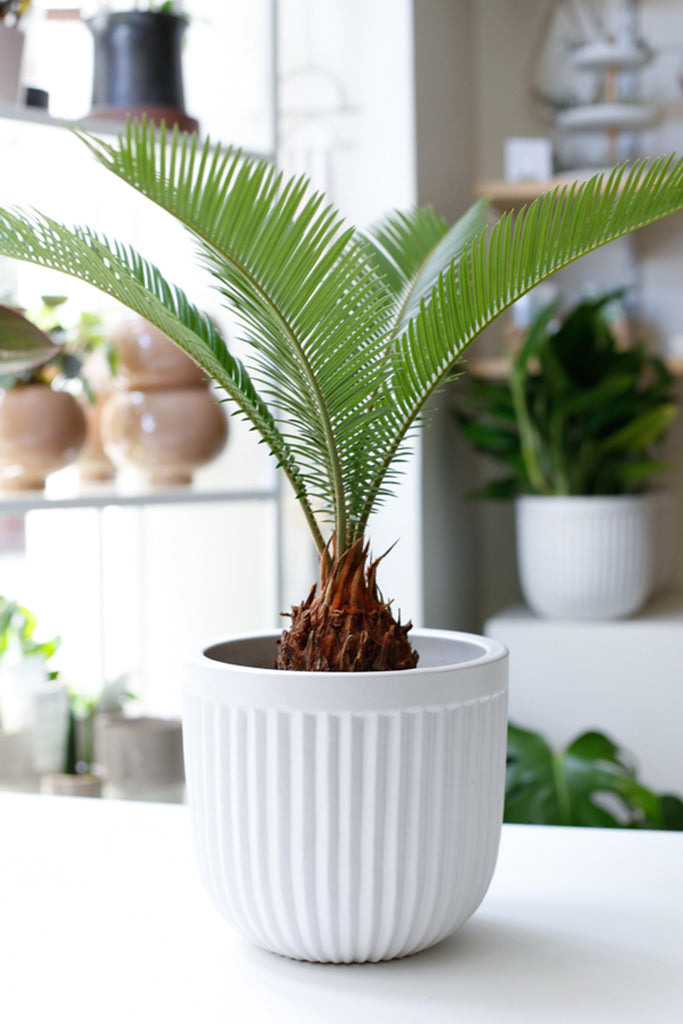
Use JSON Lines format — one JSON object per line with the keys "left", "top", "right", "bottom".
{"left": 1, "top": 794, "right": 681, "bottom": 1023}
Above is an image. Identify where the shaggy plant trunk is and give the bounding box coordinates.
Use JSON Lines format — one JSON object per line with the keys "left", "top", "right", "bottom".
{"left": 276, "top": 539, "right": 419, "bottom": 672}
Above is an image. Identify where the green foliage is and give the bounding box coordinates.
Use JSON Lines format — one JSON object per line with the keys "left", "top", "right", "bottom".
{"left": 64, "top": 675, "right": 135, "bottom": 775}
{"left": 0, "top": 2, "right": 30, "bottom": 27}
{"left": 0, "top": 299, "right": 112, "bottom": 396}
{"left": 506, "top": 723, "right": 683, "bottom": 830}
{"left": 0, "top": 595, "right": 60, "bottom": 664}
{"left": 0, "top": 305, "right": 59, "bottom": 383}
{"left": 458, "top": 293, "right": 678, "bottom": 497}
{"left": 133, "top": 1, "right": 179, "bottom": 12}
{"left": 0, "top": 121, "right": 682, "bottom": 560}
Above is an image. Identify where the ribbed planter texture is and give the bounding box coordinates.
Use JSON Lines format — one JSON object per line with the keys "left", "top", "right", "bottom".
{"left": 515, "top": 494, "right": 654, "bottom": 620}
{"left": 182, "top": 629, "right": 509, "bottom": 963}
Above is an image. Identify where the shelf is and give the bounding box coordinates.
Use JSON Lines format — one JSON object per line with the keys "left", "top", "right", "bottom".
{"left": 556, "top": 102, "right": 658, "bottom": 134}
{"left": 0, "top": 481, "right": 277, "bottom": 516}
{"left": 474, "top": 173, "right": 597, "bottom": 211}
{"left": 0, "top": 102, "right": 275, "bottom": 162}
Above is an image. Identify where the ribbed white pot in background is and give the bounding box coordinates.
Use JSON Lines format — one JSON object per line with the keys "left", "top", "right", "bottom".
{"left": 182, "top": 629, "right": 508, "bottom": 963}
{"left": 515, "top": 494, "right": 654, "bottom": 620}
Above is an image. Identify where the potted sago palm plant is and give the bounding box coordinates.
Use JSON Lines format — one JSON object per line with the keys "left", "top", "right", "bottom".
{"left": 457, "top": 293, "right": 678, "bottom": 619}
{"left": 0, "top": 121, "right": 682, "bottom": 961}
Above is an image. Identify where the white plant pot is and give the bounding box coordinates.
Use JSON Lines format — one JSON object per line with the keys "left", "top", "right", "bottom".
{"left": 182, "top": 629, "right": 508, "bottom": 963}
{"left": 515, "top": 494, "right": 654, "bottom": 620}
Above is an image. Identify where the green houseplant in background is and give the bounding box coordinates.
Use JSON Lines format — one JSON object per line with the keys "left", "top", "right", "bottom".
{"left": 0, "top": 123, "right": 682, "bottom": 961}
{"left": 457, "top": 293, "right": 678, "bottom": 619}
{"left": 0, "top": 594, "right": 67, "bottom": 785}
{"left": 506, "top": 724, "right": 683, "bottom": 830}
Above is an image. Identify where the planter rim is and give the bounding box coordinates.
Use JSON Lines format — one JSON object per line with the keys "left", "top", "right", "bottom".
{"left": 86, "top": 11, "right": 189, "bottom": 29}
{"left": 193, "top": 627, "right": 507, "bottom": 677}
{"left": 516, "top": 493, "right": 651, "bottom": 508}
{"left": 184, "top": 628, "right": 508, "bottom": 713}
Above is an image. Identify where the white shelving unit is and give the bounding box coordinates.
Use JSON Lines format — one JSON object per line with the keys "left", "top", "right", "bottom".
{"left": 0, "top": 1, "right": 307, "bottom": 716}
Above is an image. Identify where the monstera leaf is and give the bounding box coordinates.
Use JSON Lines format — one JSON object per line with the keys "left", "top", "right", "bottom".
{"left": 505, "top": 724, "right": 683, "bottom": 830}
{"left": 0, "top": 305, "right": 59, "bottom": 377}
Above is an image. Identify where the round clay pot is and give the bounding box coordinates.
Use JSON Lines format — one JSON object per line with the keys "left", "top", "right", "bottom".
{"left": 77, "top": 396, "right": 117, "bottom": 483}
{"left": 0, "top": 385, "right": 87, "bottom": 491}
{"left": 109, "top": 315, "right": 207, "bottom": 390}
{"left": 101, "top": 385, "right": 228, "bottom": 486}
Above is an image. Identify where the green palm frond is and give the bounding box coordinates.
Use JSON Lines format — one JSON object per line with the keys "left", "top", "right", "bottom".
{"left": 353, "top": 155, "right": 683, "bottom": 533}
{"left": 362, "top": 199, "right": 491, "bottom": 333}
{"left": 71, "top": 120, "right": 401, "bottom": 552}
{"left": 0, "top": 203, "right": 329, "bottom": 546}
{"left": 0, "top": 122, "right": 682, "bottom": 558}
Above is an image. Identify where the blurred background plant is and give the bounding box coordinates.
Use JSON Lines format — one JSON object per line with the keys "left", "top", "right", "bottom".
{"left": 0, "top": 2, "right": 31, "bottom": 27}
{"left": 0, "top": 594, "right": 60, "bottom": 669}
{"left": 2, "top": 295, "right": 115, "bottom": 400}
{"left": 63, "top": 674, "right": 134, "bottom": 777}
{"left": 457, "top": 292, "right": 678, "bottom": 498}
{"left": 506, "top": 723, "right": 683, "bottom": 830}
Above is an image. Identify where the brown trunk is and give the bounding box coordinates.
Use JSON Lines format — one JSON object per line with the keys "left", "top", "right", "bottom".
{"left": 276, "top": 538, "right": 419, "bottom": 672}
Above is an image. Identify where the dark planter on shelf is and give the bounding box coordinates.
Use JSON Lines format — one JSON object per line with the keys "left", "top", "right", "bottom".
{"left": 87, "top": 11, "right": 198, "bottom": 133}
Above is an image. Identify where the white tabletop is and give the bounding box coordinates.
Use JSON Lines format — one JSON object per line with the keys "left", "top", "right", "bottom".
{"left": 1, "top": 793, "right": 681, "bottom": 1023}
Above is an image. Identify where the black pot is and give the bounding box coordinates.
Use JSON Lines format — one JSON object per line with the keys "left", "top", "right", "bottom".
{"left": 87, "top": 11, "right": 192, "bottom": 120}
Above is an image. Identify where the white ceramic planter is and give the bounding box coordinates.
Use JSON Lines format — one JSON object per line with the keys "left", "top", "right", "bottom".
{"left": 182, "top": 629, "right": 508, "bottom": 963}
{"left": 515, "top": 494, "right": 654, "bottom": 620}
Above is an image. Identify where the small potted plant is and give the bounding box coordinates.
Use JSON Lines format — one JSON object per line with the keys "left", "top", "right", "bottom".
{"left": 0, "top": 303, "right": 88, "bottom": 490}
{"left": 0, "top": 123, "right": 682, "bottom": 961}
{"left": 0, "top": 594, "right": 67, "bottom": 785}
{"left": 86, "top": 2, "right": 197, "bottom": 132}
{"left": 41, "top": 675, "right": 133, "bottom": 797}
{"left": 457, "top": 293, "right": 678, "bottom": 619}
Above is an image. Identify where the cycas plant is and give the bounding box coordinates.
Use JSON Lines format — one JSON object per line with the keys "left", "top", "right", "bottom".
{"left": 1, "top": 121, "right": 682, "bottom": 670}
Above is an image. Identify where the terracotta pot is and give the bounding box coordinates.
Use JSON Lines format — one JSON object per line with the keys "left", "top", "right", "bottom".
{"left": 109, "top": 315, "right": 207, "bottom": 390}
{"left": 0, "top": 385, "right": 87, "bottom": 491}
{"left": 101, "top": 385, "right": 228, "bottom": 486}
{"left": 77, "top": 396, "right": 117, "bottom": 483}
{"left": 40, "top": 773, "right": 103, "bottom": 798}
